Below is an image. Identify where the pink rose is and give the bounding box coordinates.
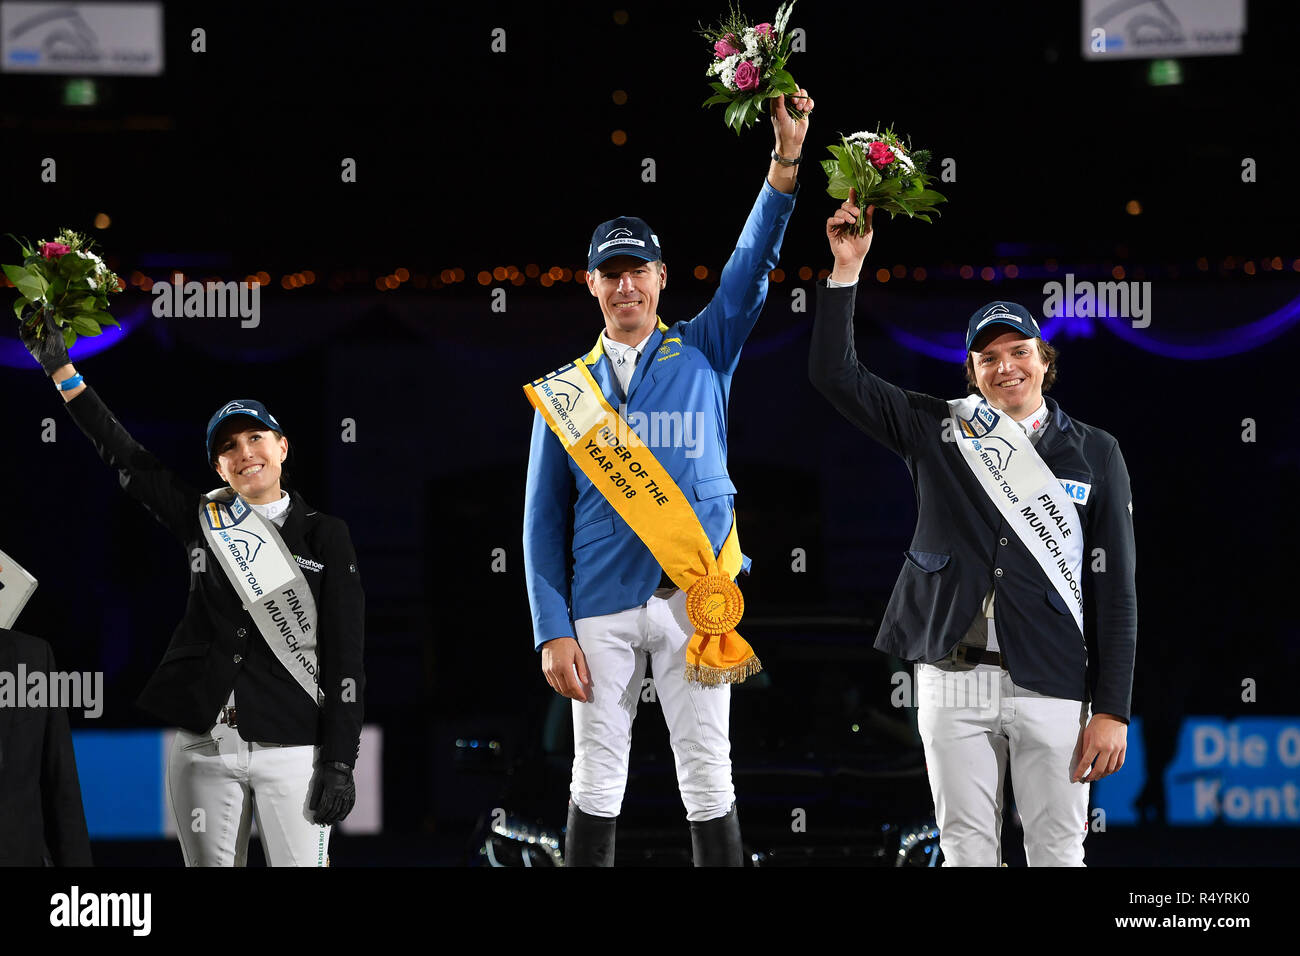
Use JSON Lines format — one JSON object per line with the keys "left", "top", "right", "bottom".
{"left": 41, "top": 241, "right": 70, "bottom": 259}
{"left": 867, "top": 141, "right": 895, "bottom": 168}
{"left": 755, "top": 22, "right": 773, "bottom": 37}
{"left": 734, "top": 60, "right": 760, "bottom": 91}
{"left": 714, "top": 36, "right": 739, "bottom": 58}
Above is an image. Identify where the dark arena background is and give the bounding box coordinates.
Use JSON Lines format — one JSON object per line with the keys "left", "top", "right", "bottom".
{"left": 0, "top": 0, "right": 1296, "bottom": 928}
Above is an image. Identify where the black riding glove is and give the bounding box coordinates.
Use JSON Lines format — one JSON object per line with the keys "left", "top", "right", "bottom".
{"left": 18, "top": 312, "right": 70, "bottom": 376}
{"left": 310, "top": 761, "right": 356, "bottom": 826}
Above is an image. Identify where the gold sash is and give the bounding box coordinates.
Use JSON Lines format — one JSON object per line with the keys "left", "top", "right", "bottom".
{"left": 524, "top": 328, "right": 760, "bottom": 685}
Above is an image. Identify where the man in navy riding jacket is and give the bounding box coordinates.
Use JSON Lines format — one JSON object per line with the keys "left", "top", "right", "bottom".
{"left": 809, "top": 193, "right": 1136, "bottom": 866}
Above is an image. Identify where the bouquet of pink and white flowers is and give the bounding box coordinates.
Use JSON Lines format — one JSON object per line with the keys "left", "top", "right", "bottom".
{"left": 5, "top": 229, "right": 123, "bottom": 347}
{"left": 701, "top": 1, "right": 803, "bottom": 134}
{"left": 823, "top": 128, "right": 948, "bottom": 234}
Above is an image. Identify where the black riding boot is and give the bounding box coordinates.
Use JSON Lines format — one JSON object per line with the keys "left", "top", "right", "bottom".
{"left": 689, "top": 804, "right": 744, "bottom": 867}
{"left": 565, "top": 801, "right": 617, "bottom": 867}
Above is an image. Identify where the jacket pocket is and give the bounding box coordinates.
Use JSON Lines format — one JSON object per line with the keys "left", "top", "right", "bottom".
{"left": 904, "top": 550, "right": 950, "bottom": 573}
{"left": 1045, "top": 589, "right": 1072, "bottom": 615}
{"left": 160, "top": 643, "right": 207, "bottom": 664}
{"left": 573, "top": 517, "right": 616, "bottom": 550}
{"left": 692, "top": 476, "right": 736, "bottom": 501}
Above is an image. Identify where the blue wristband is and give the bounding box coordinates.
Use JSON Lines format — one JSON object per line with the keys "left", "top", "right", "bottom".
{"left": 56, "top": 373, "right": 83, "bottom": 391}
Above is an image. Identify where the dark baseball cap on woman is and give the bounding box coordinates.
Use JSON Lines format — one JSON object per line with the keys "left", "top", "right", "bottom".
{"left": 205, "top": 400, "right": 284, "bottom": 461}
{"left": 587, "top": 216, "right": 662, "bottom": 273}
{"left": 965, "top": 301, "right": 1042, "bottom": 351}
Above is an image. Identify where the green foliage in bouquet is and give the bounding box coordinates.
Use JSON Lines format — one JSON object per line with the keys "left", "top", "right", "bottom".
{"left": 823, "top": 128, "right": 948, "bottom": 235}
{"left": 4, "top": 229, "right": 122, "bottom": 348}
{"left": 700, "top": 0, "right": 804, "bottom": 135}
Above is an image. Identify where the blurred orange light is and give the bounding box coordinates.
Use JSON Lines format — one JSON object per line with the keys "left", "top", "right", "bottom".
{"left": 395, "top": 267, "right": 410, "bottom": 282}
{"left": 452, "top": 268, "right": 465, "bottom": 282}
{"left": 1271, "top": 256, "right": 1283, "bottom": 271}
{"left": 798, "top": 266, "right": 813, "bottom": 281}
{"left": 540, "top": 274, "right": 554, "bottom": 287}
{"left": 770, "top": 268, "right": 785, "bottom": 282}
{"left": 477, "top": 271, "right": 491, "bottom": 285}
{"left": 511, "top": 273, "right": 525, "bottom": 286}
{"left": 493, "top": 266, "right": 508, "bottom": 281}
{"left": 1003, "top": 265, "right": 1017, "bottom": 279}
{"left": 256, "top": 271, "right": 270, "bottom": 286}
{"left": 560, "top": 268, "right": 573, "bottom": 282}
{"left": 913, "top": 267, "right": 927, "bottom": 281}
{"left": 959, "top": 265, "right": 974, "bottom": 279}
{"left": 611, "top": 130, "right": 627, "bottom": 146}
{"left": 441, "top": 269, "right": 455, "bottom": 284}
{"left": 1112, "top": 266, "right": 1125, "bottom": 280}
{"left": 612, "top": 90, "right": 628, "bottom": 105}
{"left": 694, "top": 265, "right": 708, "bottom": 280}
{"left": 1125, "top": 200, "right": 1142, "bottom": 215}
{"left": 1196, "top": 257, "right": 1209, "bottom": 271}
{"left": 281, "top": 276, "right": 293, "bottom": 289}
{"left": 980, "top": 267, "right": 995, "bottom": 281}
{"left": 892, "top": 264, "right": 906, "bottom": 279}
{"left": 817, "top": 268, "right": 831, "bottom": 281}
{"left": 303, "top": 270, "right": 316, "bottom": 284}
{"left": 1243, "top": 261, "right": 1256, "bottom": 275}
{"left": 93, "top": 212, "right": 111, "bottom": 229}
{"left": 525, "top": 263, "right": 540, "bottom": 278}
{"left": 876, "top": 268, "right": 890, "bottom": 283}
{"left": 140, "top": 277, "right": 154, "bottom": 292}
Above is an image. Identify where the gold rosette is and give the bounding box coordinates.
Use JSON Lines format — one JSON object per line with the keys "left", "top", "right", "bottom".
{"left": 684, "top": 575, "right": 759, "bottom": 686}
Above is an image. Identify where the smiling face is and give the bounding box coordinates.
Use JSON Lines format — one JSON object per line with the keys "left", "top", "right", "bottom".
{"left": 212, "top": 418, "right": 288, "bottom": 504}
{"left": 970, "top": 328, "right": 1049, "bottom": 419}
{"left": 586, "top": 255, "right": 666, "bottom": 344}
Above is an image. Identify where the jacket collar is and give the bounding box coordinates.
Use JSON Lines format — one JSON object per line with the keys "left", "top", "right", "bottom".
{"left": 582, "top": 318, "right": 669, "bottom": 403}
{"left": 278, "top": 487, "right": 315, "bottom": 540}
{"left": 1038, "top": 396, "right": 1073, "bottom": 452}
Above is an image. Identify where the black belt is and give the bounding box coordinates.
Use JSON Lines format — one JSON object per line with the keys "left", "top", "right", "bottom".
{"left": 950, "top": 644, "right": 1004, "bottom": 668}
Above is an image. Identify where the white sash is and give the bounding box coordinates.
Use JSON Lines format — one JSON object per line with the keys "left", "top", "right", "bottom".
{"left": 947, "top": 396, "right": 1085, "bottom": 634}
{"left": 200, "top": 489, "right": 323, "bottom": 705}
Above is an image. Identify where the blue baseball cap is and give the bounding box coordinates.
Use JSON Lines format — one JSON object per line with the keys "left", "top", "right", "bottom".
{"left": 587, "top": 216, "right": 662, "bottom": 273}
{"left": 965, "top": 301, "right": 1042, "bottom": 351}
{"left": 205, "top": 399, "right": 284, "bottom": 461}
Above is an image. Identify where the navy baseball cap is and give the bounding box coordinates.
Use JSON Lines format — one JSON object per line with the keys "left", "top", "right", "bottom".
{"left": 205, "top": 400, "right": 284, "bottom": 461}
{"left": 965, "top": 301, "right": 1042, "bottom": 351}
{"left": 587, "top": 216, "right": 662, "bottom": 273}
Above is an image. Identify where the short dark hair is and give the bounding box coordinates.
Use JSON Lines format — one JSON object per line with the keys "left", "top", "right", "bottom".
{"left": 964, "top": 338, "right": 1059, "bottom": 393}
